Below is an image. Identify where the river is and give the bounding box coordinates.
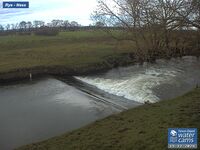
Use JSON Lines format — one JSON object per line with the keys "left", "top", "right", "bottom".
{"left": 76, "top": 56, "right": 200, "bottom": 103}
{"left": 0, "top": 56, "right": 199, "bottom": 150}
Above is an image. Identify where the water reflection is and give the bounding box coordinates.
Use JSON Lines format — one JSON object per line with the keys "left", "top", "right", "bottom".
{"left": 0, "top": 78, "right": 119, "bottom": 150}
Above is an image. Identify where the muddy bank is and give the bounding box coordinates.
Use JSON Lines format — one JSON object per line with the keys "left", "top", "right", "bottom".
{"left": 0, "top": 53, "right": 199, "bottom": 85}
{"left": 0, "top": 65, "right": 117, "bottom": 84}
{"left": 0, "top": 54, "right": 136, "bottom": 84}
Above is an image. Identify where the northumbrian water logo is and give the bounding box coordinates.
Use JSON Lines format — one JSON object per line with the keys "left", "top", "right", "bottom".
{"left": 168, "top": 128, "right": 198, "bottom": 149}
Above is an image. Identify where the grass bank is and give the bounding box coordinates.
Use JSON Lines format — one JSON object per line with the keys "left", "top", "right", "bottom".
{"left": 0, "top": 30, "right": 135, "bottom": 83}
{"left": 0, "top": 30, "right": 199, "bottom": 83}
{"left": 17, "top": 88, "right": 200, "bottom": 150}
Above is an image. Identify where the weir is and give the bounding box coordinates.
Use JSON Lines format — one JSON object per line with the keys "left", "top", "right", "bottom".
{"left": 75, "top": 56, "right": 200, "bottom": 103}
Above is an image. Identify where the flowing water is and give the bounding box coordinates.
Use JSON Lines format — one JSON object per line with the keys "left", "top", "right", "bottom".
{"left": 76, "top": 56, "right": 200, "bottom": 103}
{"left": 0, "top": 56, "right": 200, "bottom": 150}
{"left": 0, "top": 78, "right": 120, "bottom": 150}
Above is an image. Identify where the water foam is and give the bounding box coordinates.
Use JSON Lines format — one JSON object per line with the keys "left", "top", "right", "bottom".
{"left": 75, "top": 57, "right": 200, "bottom": 103}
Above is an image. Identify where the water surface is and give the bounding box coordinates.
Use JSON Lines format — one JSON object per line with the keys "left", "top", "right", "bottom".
{"left": 0, "top": 78, "right": 120, "bottom": 150}
{"left": 76, "top": 56, "right": 200, "bottom": 103}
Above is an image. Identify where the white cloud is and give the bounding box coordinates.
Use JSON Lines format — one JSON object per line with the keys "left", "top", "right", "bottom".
{"left": 0, "top": 0, "right": 97, "bottom": 25}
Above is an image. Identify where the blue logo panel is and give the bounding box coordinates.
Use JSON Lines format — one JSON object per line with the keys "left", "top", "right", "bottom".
{"left": 3, "top": 1, "right": 29, "bottom": 8}
{"left": 168, "top": 128, "right": 198, "bottom": 149}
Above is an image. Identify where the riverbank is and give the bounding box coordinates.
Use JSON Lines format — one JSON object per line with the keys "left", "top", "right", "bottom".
{"left": 17, "top": 88, "right": 200, "bottom": 150}
{"left": 0, "top": 56, "right": 135, "bottom": 84}
{"left": 0, "top": 30, "right": 134, "bottom": 84}
{"left": 0, "top": 30, "right": 199, "bottom": 84}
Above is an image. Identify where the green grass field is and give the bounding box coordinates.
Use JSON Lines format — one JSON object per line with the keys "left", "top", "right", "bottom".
{"left": 17, "top": 88, "right": 200, "bottom": 150}
{"left": 0, "top": 30, "right": 133, "bottom": 74}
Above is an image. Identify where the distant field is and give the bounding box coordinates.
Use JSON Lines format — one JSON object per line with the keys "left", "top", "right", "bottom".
{"left": 0, "top": 30, "right": 134, "bottom": 73}
{"left": 17, "top": 88, "right": 200, "bottom": 150}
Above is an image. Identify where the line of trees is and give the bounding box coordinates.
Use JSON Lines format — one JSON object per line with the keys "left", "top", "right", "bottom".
{"left": 92, "top": 0, "right": 200, "bottom": 61}
{"left": 0, "top": 19, "right": 110, "bottom": 36}
{"left": 0, "top": 20, "right": 81, "bottom": 31}
{"left": 0, "top": 20, "right": 87, "bottom": 36}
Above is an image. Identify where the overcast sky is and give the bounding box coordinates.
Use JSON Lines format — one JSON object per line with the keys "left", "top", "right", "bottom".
{"left": 0, "top": 0, "right": 98, "bottom": 26}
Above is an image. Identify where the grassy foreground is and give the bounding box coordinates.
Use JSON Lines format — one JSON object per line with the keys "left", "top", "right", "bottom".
{"left": 0, "top": 30, "right": 133, "bottom": 82}
{"left": 17, "top": 88, "right": 200, "bottom": 150}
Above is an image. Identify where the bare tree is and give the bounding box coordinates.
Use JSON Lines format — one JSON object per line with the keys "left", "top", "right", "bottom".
{"left": 93, "top": 0, "right": 161, "bottom": 60}
{"left": 63, "top": 20, "right": 71, "bottom": 29}
{"left": 0, "top": 25, "right": 4, "bottom": 31}
{"left": 93, "top": 0, "right": 197, "bottom": 61}
{"left": 187, "top": 0, "right": 200, "bottom": 29}
{"left": 95, "top": 21, "right": 105, "bottom": 27}
{"left": 5, "top": 24, "right": 10, "bottom": 30}
{"left": 33, "top": 20, "right": 45, "bottom": 28}
{"left": 51, "top": 20, "right": 64, "bottom": 27}
{"left": 70, "top": 21, "right": 80, "bottom": 27}
{"left": 26, "top": 21, "right": 33, "bottom": 30}
{"left": 11, "top": 24, "right": 15, "bottom": 30}
{"left": 145, "top": 0, "right": 189, "bottom": 56}
{"left": 19, "top": 21, "right": 27, "bottom": 30}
